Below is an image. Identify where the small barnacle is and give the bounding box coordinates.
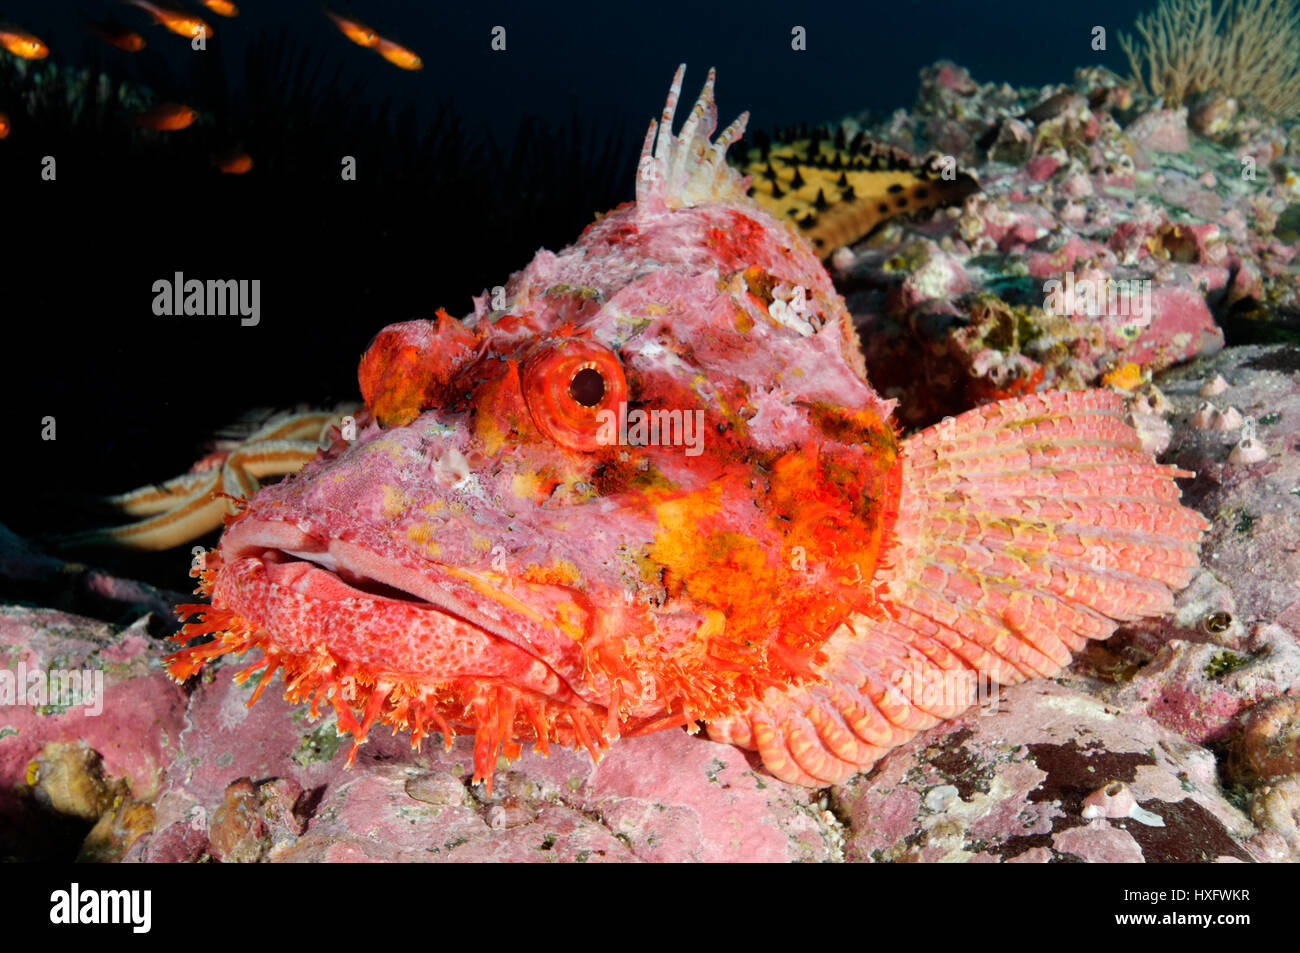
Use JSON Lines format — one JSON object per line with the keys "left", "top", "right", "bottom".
{"left": 1229, "top": 435, "right": 1267, "bottom": 465}
{"left": 1202, "top": 611, "right": 1233, "bottom": 635}
{"left": 1081, "top": 780, "right": 1163, "bottom": 825}
{"left": 1081, "top": 780, "right": 1136, "bottom": 820}
{"left": 1191, "top": 402, "right": 1218, "bottom": 429}
{"left": 1199, "top": 374, "right": 1228, "bottom": 397}
{"left": 1212, "top": 406, "right": 1244, "bottom": 431}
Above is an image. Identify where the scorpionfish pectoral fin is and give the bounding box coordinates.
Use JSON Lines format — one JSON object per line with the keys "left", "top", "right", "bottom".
{"left": 708, "top": 390, "right": 1209, "bottom": 786}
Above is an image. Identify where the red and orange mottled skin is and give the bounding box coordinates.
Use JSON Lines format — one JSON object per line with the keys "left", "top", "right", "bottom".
{"left": 171, "top": 67, "right": 1208, "bottom": 791}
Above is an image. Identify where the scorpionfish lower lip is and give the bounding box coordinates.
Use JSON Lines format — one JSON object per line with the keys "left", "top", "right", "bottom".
{"left": 213, "top": 517, "right": 581, "bottom": 701}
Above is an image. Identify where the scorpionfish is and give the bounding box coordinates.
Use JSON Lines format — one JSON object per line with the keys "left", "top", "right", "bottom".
{"left": 171, "top": 67, "right": 1209, "bottom": 790}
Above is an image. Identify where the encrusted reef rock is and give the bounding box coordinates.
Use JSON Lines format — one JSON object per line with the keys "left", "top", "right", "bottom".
{"left": 834, "top": 681, "right": 1264, "bottom": 862}
{"left": 137, "top": 653, "right": 839, "bottom": 863}
{"left": 1160, "top": 345, "right": 1300, "bottom": 630}
{"left": 0, "top": 606, "right": 186, "bottom": 861}
{"left": 836, "top": 63, "right": 1296, "bottom": 428}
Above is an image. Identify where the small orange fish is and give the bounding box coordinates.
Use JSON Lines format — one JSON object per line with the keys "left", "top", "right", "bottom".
{"left": 136, "top": 102, "right": 198, "bottom": 130}
{"left": 86, "top": 18, "right": 147, "bottom": 52}
{"left": 215, "top": 149, "right": 253, "bottom": 174}
{"left": 197, "top": 0, "right": 239, "bottom": 16}
{"left": 324, "top": 10, "right": 378, "bottom": 48}
{"left": 374, "top": 36, "right": 422, "bottom": 71}
{"left": 126, "top": 1, "right": 213, "bottom": 39}
{"left": 0, "top": 25, "right": 49, "bottom": 59}
{"left": 0, "top": 112, "right": 10, "bottom": 139}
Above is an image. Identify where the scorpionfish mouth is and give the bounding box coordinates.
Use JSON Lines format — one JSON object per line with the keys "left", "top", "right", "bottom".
{"left": 169, "top": 511, "right": 626, "bottom": 791}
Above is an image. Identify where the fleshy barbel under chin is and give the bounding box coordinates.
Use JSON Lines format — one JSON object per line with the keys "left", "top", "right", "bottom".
{"left": 168, "top": 526, "right": 615, "bottom": 795}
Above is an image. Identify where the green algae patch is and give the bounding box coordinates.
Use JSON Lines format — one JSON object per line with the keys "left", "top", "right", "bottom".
{"left": 1274, "top": 203, "right": 1300, "bottom": 243}
{"left": 292, "top": 715, "right": 344, "bottom": 766}
{"left": 1204, "top": 650, "right": 1251, "bottom": 680}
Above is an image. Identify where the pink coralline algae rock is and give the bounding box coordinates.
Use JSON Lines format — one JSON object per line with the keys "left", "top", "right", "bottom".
{"left": 0, "top": 607, "right": 187, "bottom": 860}
{"left": 834, "top": 682, "right": 1268, "bottom": 862}
{"left": 1022, "top": 234, "right": 1111, "bottom": 278}
{"left": 883, "top": 240, "right": 972, "bottom": 313}
{"left": 135, "top": 654, "right": 837, "bottom": 862}
{"left": 1092, "top": 621, "right": 1300, "bottom": 745}
{"left": 1122, "top": 109, "right": 1191, "bottom": 153}
{"left": 1122, "top": 285, "right": 1223, "bottom": 367}
{"left": 921, "top": 60, "right": 979, "bottom": 97}
{"left": 1158, "top": 345, "right": 1300, "bottom": 629}
{"left": 1025, "top": 155, "right": 1061, "bottom": 181}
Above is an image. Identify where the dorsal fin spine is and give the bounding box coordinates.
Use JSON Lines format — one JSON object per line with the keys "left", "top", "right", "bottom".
{"left": 636, "top": 65, "right": 751, "bottom": 210}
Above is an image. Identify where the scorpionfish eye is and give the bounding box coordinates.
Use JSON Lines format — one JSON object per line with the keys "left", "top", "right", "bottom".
{"left": 520, "top": 338, "right": 627, "bottom": 451}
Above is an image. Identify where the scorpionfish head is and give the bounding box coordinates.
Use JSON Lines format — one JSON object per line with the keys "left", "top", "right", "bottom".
{"left": 172, "top": 67, "right": 907, "bottom": 784}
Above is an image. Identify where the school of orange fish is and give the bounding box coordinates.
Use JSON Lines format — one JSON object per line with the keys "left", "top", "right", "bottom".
{"left": 0, "top": 3, "right": 423, "bottom": 168}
